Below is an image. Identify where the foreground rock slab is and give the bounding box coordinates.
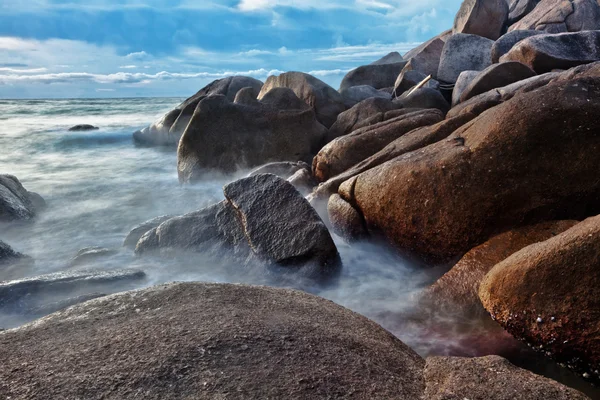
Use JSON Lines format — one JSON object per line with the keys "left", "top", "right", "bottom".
{"left": 479, "top": 215, "right": 600, "bottom": 381}
{"left": 0, "top": 282, "right": 426, "bottom": 399}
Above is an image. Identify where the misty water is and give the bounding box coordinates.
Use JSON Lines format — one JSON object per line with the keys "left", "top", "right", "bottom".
{"left": 1, "top": 98, "right": 597, "bottom": 396}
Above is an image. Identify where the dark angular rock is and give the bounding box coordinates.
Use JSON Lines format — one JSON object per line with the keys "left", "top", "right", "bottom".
{"left": 491, "top": 29, "right": 545, "bottom": 63}
{"left": 68, "top": 124, "right": 99, "bottom": 131}
{"left": 507, "top": 0, "right": 540, "bottom": 25}
{"left": 401, "top": 37, "right": 446, "bottom": 80}
{"left": 437, "top": 33, "right": 495, "bottom": 83}
{"left": 395, "top": 88, "right": 450, "bottom": 114}
{"left": 459, "top": 61, "right": 537, "bottom": 103}
{"left": 453, "top": 0, "right": 509, "bottom": 40}
{"left": 339, "top": 62, "right": 408, "bottom": 92}
{"left": 0, "top": 175, "right": 44, "bottom": 222}
{"left": 370, "top": 51, "right": 404, "bottom": 65}
{"left": 393, "top": 69, "right": 440, "bottom": 98}
{"left": 452, "top": 70, "right": 480, "bottom": 106}
{"left": 509, "top": 0, "right": 600, "bottom": 33}
{"left": 339, "top": 85, "right": 391, "bottom": 108}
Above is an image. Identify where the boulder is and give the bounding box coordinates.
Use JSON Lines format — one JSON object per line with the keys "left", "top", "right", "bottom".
{"left": 68, "top": 124, "right": 99, "bottom": 131}
{"left": 256, "top": 87, "right": 310, "bottom": 111}
{"left": 393, "top": 69, "right": 440, "bottom": 98}
{"left": 509, "top": 0, "right": 600, "bottom": 33}
{"left": 233, "top": 86, "right": 261, "bottom": 106}
{"left": 437, "top": 33, "right": 495, "bottom": 83}
{"left": 340, "top": 85, "right": 391, "bottom": 108}
{"left": 137, "top": 175, "right": 340, "bottom": 280}
{"left": 68, "top": 247, "right": 119, "bottom": 267}
{"left": 123, "top": 215, "right": 177, "bottom": 249}
{"left": 327, "top": 193, "right": 368, "bottom": 239}
{"left": 370, "top": 51, "right": 404, "bottom": 65}
{"left": 452, "top": 70, "right": 479, "bottom": 106}
{"left": 177, "top": 95, "right": 327, "bottom": 180}
{"left": 326, "top": 97, "right": 400, "bottom": 143}
{"left": 287, "top": 168, "right": 316, "bottom": 195}
{"left": 0, "top": 175, "right": 45, "bottom": 222}
{"left": 453, "top": 0, "right": 509, "bottom": 40}
{"left": 501, "top": 30, "right": 600, "bottom": 73}
{"left": 507, "top": 0, "right": 540, "bottom": 25}
{"left": 248, "top": 161, "right": 311, "bottom": 180}
{"left": 0, "top": 282, "right": 426, "bottom": 399}
{"left": 459, "top": 61, "right": 537, "bottom": 103}
{"left": 424, "top": 356, "right": 590, "bottom": 399}
{"left": 339, "top": 62, "right": 408, "bottom": 92}
{"left": 0, "top": 240, "right": 29, "bottom": 266}
{"left": 395, "top": 88, "right": 450, "bottom": 114}
{"left": 422, "top": 221, "right": 577, "bottom": 317}
{"left": 332, "top": 77, "right": 600, "bottom": 262}
{"left": 491, "top": 29, "right": 545, "bottom": 63}
{"left": 258, "top": 72, "right": 345, "bottom": 128}
{"left": 133, "top": 76, "right": 263, "bottom": 146}
{"left": 479, "top": 214, "right": 600, "bottom": 379}
{"left": 401, "top": 37, "right": 446, "bottom": 80}
{"left": 313, "top": 109, "right": 444, "bottom": 182}
{"left": 403, "top": 29, "right": 452, "bottom": 60}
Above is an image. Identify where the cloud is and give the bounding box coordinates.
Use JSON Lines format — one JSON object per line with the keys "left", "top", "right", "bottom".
{"left": 119, "top": 65, "right": 138, "bottom": 69}
{"left": 126, "top": 51, "right": 150, "bottom": 60}
{"left": 239, "top": 49, "right": 275, "bottom": 57}
{"left": 0, "top": 67, "right": 47, "bottom": 73}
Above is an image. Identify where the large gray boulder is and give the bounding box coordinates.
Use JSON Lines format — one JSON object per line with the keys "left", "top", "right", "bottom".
{"left": 133, "top": 76, "right": 263, "bottom": 146}
{"left": 491, "top": 29, "right": 546, "bottom": 62}
{"left": 257, "top": 72, "right": 345, "bottom": 128}
{"left": 452, "top": 70, "right": 480, "bottom": 106}
{"left": 459, "top": 61, "right": 537, "bottom": 103}
{"left": 0, "top": 175, "right": 45, "bottom": 222}
{"left": 339, "top": 62, "right": 407, "bottom": 92}
{"left": 501, "top": 30, "right": 600, "bottom": 73}
{"left": 339, "top": 85, "right": 391, "bottom": 108}
{"left": 437, "top": 33, "right": 495, "bottom": 83}
{"left": 0, "top": 282, "right": 426, "bottom": 399}
{"left": 256, "top": 87, "right": 311, "bottom": 111}
{"left": 453, "top": 0, "right": 509, "bottom": 40}
{"left": 507, "top": 0, "right": 540, "bottom": 25}
{"left": 177, "top": 95, "right": 327, "bottom": 181}
{"left": 509, "top": 0, "right": 600, "bottom": 33}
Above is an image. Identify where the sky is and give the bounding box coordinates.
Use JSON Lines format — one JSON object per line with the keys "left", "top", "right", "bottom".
{"left": 0, "top": 0, "right": 462, "bottom": 98}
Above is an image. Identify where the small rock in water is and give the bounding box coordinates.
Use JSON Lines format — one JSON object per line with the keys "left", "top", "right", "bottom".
{"left": 68, "top": 124, "right": 99, "bottom": 131}
{"left": 69, "top": 247, "right": 118, "bottom": 267}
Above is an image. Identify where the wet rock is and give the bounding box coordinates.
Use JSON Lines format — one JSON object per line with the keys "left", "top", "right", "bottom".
{"left": 328, "top": 193, "right": 367, "bottom": 239}
{"left": 370, "top": 51, "right": 404, "bottom": 65}
{"left": 501, "top": 30, "right": 600, "bottom": 73}
{"left": 437, "top": 33, "right": 495, "bottom": 83}
{"left": 393, "top": 69, "right": 440, "bottom": 98}
{"left": 333, "top": 77, "right": 600, "bottom": 262}
{"left": 133, "top": 76, "right": 263, "bottom": 146}
{"left": 68, "top": 247, "right": 119, "bottom": 267}
{"left": 424, "top": 355, "right": 589, "bottom": 399}
{"left": 459, "top": 61, "right": 537, "bottom": 103}
{"left": 401, "top": 36, "right": 446, "bottom": 80}
{"left": 339, "top": 62, "right": 407, "bottom": 92}
{"left": 0, "top": 240, "right": 29, "bottom": 267}
{"left": 248, "top": 161, "right": 311, "bottom": 180}
{"left": 507, "top": 0, "right": 540, "bottom": 25}
{"left": 452, "top": 70, "right": 479, "bottom": 106}
{"left": 509, "top": 0, "right": 600, "bottom": 33}
{"left": 422, "top": 221, "right": 577, "bottom": 317}
{"left": 0, "top": 175, "right": 45, "bottom": 222}
{"left": 491, "top": 29, "right": 545, "bottom": 63}
{"left": 258, "top": 72, "right": 345, "bottom": 128}
{"left": 123, "top": 215, "right": 177, "bottom": 249}
{"left": 0, "top": 282, "right": 425, "bottom": 399}
{"left": 68, "top": 124, "right": 99, "bottom": 131}
{"left": 453, "top": 0, "right": 509, "bottom": 40}
{"left": 339, "top": 85, "right": 391, "bottom": 108}
{"left": 395, "top": 88, "right": 450, "bottom": 114}
{"left": 0, "top": 240, "right": 33, "bottom": 281}
{"left": 286, "top": 168, "right": 316, "bottom": 196}
{"left": 177, "top": 95, "right": 327, "bottom": 181}
{"left": 313, "top": 109, "right": 444, "bottom": 182}
{"left": 479, "top": 214, "right": 600, "bottom": 380}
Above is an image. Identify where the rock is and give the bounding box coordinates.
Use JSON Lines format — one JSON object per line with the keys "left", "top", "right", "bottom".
{"left": 422, "top": 221, "right": 577, "bottom": 317}
{"left": 68, "top": 247, "right": 119, "bottom": 267}
{"left": 501, "top": 30, "right": 600, "bottom": 73}
{"left": 313, "top": 109, "right": 444, "bottom": 182}
{"left": 0, "top": 240, "right": 29, "bottom": 266}
{"left": 437, "top": 33, "right": 495, "bottom": 83}
{"left": 0, "top": 175, "right": 44, "bottom": 222}
{"left": 401, "top": 37, "right": 446, "bottom": 80}
{"left": 123, "top": 215, "right": 177, "bottom": 249}
{"left": 507, "top": 0, "right": 540, "bottom": 25}
{"left": 395, "top": 88, "right": 450, "bottom": 114}
{"left": 491, "top": 29, "right": 545, "bottom": 62}
{"left": 248, "top": 161, "right": 311, "bottom": 180}
{"left": 370, "top": 51, "right": 404, "bottom": 65}
{"left": 328, "top": 194, "right": 368, "bottom": 239}
{"left": 453, "top": 0, "right": 509, "bottom": 40}
{"left": 287, "top": 168, "right": 316, "bottom": 195}
{"left": 67, "top": 124, "right": 99, "bottom": 131}
{"left": 459, "top": 61, "right": 537, "bottom": 103}
{"left": 133, "top": 76, "right": 263, "bottom": 146}
{"left": 339, "top": 85, "right": 391, "bottom": 108}
{"left": 233, "top": 86, "right": 261, "bottom": 106}
{"left": 424, "top": 355, "right": 590, "bottom": 399}
{"left": 258, "top": 72, "right": 345, "bottom": 128}
{"left": 177, "top": 95, "right": 327, "bottom": 180}
{"left": 479, "top": 214, "right": 600, "bottom": 379}
{"left": 509, "top": 0, "right": 600, "bottom": 33}
{"left": 452, "top": 70, "right": 480, "bottom": 106}
{"left": 257, "top": 87, "right": 311, "bottom": 111}
{"left": 326, "top": 97, "right": 400, "bottom": 143}
{"left": 333, "top": 77, "right": 600, "bottom": 262}
{"left": 0, "top": 282, "right": 426, "bottom": 399}
{"left": 0, "top": 240, "right": 32, "bottom": 281}
{"left": 393, "top": 69, "right": 440, "bottom": 98}
{"left": 339, "top": 62, "right": 408, "bottom": 92}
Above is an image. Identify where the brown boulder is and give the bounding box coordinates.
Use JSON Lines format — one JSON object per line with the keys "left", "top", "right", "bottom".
{"left": 400, "top": 37, "right": 446, "bottom": 80}
{"left": 339, "top": 62, "right": 407, "bottom": 92}
{"left": 509, "top": 0, "right": 600, "bottom": 33}
{"left": 313, "top": 109, "right": 443, "bottom": 182}
{"left": 491, "top": 29, "right": 545, "bottom": 63}
{"left": 453, "top": 0, "right": 509, "bottom": 40}
{"left": 333, "top": 77, "right": 600, "bottom": 262}
{"left": 507, "top": 0, "right": 540, "bottom": 25}
{"left": 479, "top": 214, "right": 600, "bottom": 379}
{"left": 459, "top": 61, "right": 537, "bottom": 103}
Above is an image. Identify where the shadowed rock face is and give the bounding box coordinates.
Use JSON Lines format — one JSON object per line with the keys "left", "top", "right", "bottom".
{"left": 339, "top": 85, "right": 391, "bottom": 108}
{"left": 424, "top": 356, "right": 590, "bottom": 400}
{"left": 177, "top": 95, "right": 327, "bottom": 181}
{"left": 0, "top": 175, "right": 45, "bottom": 222}
{"left": 332, "top": 77, "right": 600, "bottom": 262}
{"left": 480, "top": 215, "right": 600, "bottom": 381}
{"left": 400, "top": 37, "right": 446, "bottom": 80}
{"left": 339, "top": 62, "right": 408, "bottom": 92}
{"left": 509, "top": 0, "right": 600, "bottom": 33}
{"left": 491, "top": 29, "right": 545, "bottom": 63}
{"left": 0, "top": 282, "right": 426, "bottom": 400}
{"left": 453, "top": 0, "right": 509, "bottom": 40}
{"left": 459, "top": 61, "right": 536, "bottom": 103}
{"left": 507, "top": 0, "right": 540, "bottom": 25}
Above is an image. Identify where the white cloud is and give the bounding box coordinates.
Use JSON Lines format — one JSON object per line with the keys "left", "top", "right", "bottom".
{"left": 239, "top": 49, "right": 274, "bottom": 57}
{"left": 119, "top": 65, "right": 138, "bottom": 69}
{"left": 0, "top": 67, "right": 47, "bottom": 73}
{"left": 126, "top": 51, "right": 150, "bottom": 60}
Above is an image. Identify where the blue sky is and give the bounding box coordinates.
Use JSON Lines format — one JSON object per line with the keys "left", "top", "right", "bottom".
{"left": 0, "top": 0, "right": 462, "bottom": 98}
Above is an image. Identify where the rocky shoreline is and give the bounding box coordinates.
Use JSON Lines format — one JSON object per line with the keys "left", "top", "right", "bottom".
{"left": 3, "top": 0, "right": 600, "bottom": 398}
